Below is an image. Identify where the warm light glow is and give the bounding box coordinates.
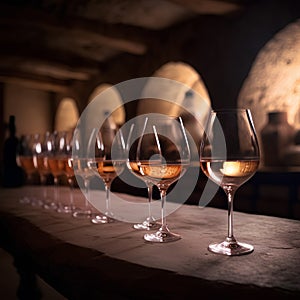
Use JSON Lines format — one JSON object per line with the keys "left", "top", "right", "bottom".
{"left": 35, "top": 143, "right": 41, "bottom": 154}
{"left": 218, "top": 161, "right": 258, "bottom": 177}
{"left": 54, "top": 97, "right": 79, "bottom": 132}
{"left": 221, "top": 162, "right": 245, "bottom": 177}
{"left": 88, "top": 83, "right": 125, "bottom": 126}
{"left": 137, "top": 61, "right": 211, "bottom": 118}
{"left": 137, "top": 61, "right": 211, "bottom": 145}
{"left": 238, "top": 19, "right": 300, "bottom": 137}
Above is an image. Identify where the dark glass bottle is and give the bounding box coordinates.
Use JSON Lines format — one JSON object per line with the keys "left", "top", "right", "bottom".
{"left": 260, "top": 111, "right": 295, "bottom": 167}
{"left": 2, "top": 115, "right": 24, "bottom": 187}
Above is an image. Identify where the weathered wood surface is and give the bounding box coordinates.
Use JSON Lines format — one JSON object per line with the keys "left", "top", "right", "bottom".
{"left": 0, "top": 186, "right": 300, "bottom": 299}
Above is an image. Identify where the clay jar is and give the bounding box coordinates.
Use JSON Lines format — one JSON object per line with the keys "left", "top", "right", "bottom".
{"left": 260, "top": 111, "right": 295, "bottom": 167}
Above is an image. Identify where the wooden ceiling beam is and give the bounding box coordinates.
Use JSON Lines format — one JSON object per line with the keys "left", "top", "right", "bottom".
{"left": 0, "top": 4, "right": 152, "bottom": 55}
{"left": 0, "top": 54, "right": 99, "bottom": 81}
{"left": 169, "top": 0, "right": 243, "bottom": 15}
{"left": 0, "top": 71, "right": 71, "bottom": 93}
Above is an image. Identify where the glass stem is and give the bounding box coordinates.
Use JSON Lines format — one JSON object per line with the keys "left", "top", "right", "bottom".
{"left": 84, "top": 178, "right": 90, "bottom": 209}
{"left": 26, "top": 173, "right": 33, "bottom": 185}
{"left": 43, "top": 185, "right": 47, "bottom": 201}
{"left": 68, "top": 177, "right": 74, "bottom": 209}
{"left": 54, "top": 176, "right": 59, "bottom": 205}
{"left": 42, "top": 175, "right": 48, "bottom": 201}
{"left": 105, "top": 183, "right": 111, "bottom": 215}
{"left": 26, "top": 173, "right": 33, "bottom": 201}
{"left": 160, "top": 189, "right": 167, "bottom": 231}
{"left": 147, "top": 183, "right": 153, "bottom": 220}
{"left": 224, "top": 186, "right": 237, "bottom": 242}
{"left": 40, "top": 175, "right": 47, "bottom": 200}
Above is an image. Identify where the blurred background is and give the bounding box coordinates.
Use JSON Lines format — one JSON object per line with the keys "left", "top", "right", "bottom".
{"left": 1, "top": 0, "right": 300, "bottom": 219}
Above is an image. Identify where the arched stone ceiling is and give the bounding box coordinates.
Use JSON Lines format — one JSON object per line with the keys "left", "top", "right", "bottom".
{"left": 238, "top": 19, "right": 300, "bottom": 143}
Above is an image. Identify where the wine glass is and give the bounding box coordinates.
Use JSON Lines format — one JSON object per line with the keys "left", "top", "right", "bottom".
{"left": 137, "top": 114, "right": 190, "bottom": 243}
{"left": 126, "top": 122, "right": 160, "bottom": 230}
{"left": 200, "top": 108, "right": 260, "bottom": 256}
{"left": 71, "top": 128, "right": 94, "bottom": 219}
{"left": 88, "top": 116, "right": 126, "bottom": 224}
{"left": 42, "top": 132, "right": 58, "bottom": 210}
{"left": 17, "top": 134, "right": 38, "bottom": 204}
{"left": 32, "top": 132, "right": 52, "bottom": 206}
{"left": 58, "top": 129, "right": 76, "bottom": 214}
{"left": 47, "top": 131, "right": 70, "bottom": 213}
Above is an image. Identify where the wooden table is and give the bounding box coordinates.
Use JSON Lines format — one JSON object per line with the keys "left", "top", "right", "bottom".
{"left": 0, "top": 186, "right": 300, "bottom": 299}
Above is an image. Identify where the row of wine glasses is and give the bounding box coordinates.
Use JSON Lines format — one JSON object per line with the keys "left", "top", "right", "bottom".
{"left": 66, "top": 113, "right": 190, "bottom": 240}
{"left": 106, "top": 109, "right": 260, "bottom": 254}
{"left": 17, "top": 109, "right": 260, "bottom": 256}
{"left": 17, "top": 130, "right": 90, "bottom": 215}
{"left": 16, "top": 114, "right": 126, "bottom": 225}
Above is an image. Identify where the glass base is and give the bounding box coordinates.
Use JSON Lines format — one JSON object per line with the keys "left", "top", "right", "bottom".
{"left": 208, "top": 240, "right": 254, "bottom": 256}
{"left": 43, "top": 201, "right": 57, "bottom": 210}
{"left": 72, "top": 208, "right": 92, "bottom": 218}
{"left": 19, "top": 196, "right": 31, "bottom": 204}
{"left": 133, "top": 219, "right": 161, "bottom": 231}
{"left": 56, "top": 204, "right": 72, "bottom": 214}
{"left": 30, "top": 198, "right": 43, "bottom": 207}
{"left": 90, "top": 213, "right": 115, "bottom": 224}
{"left": 144, "top": 227, "right": 181, "bottom": 243}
